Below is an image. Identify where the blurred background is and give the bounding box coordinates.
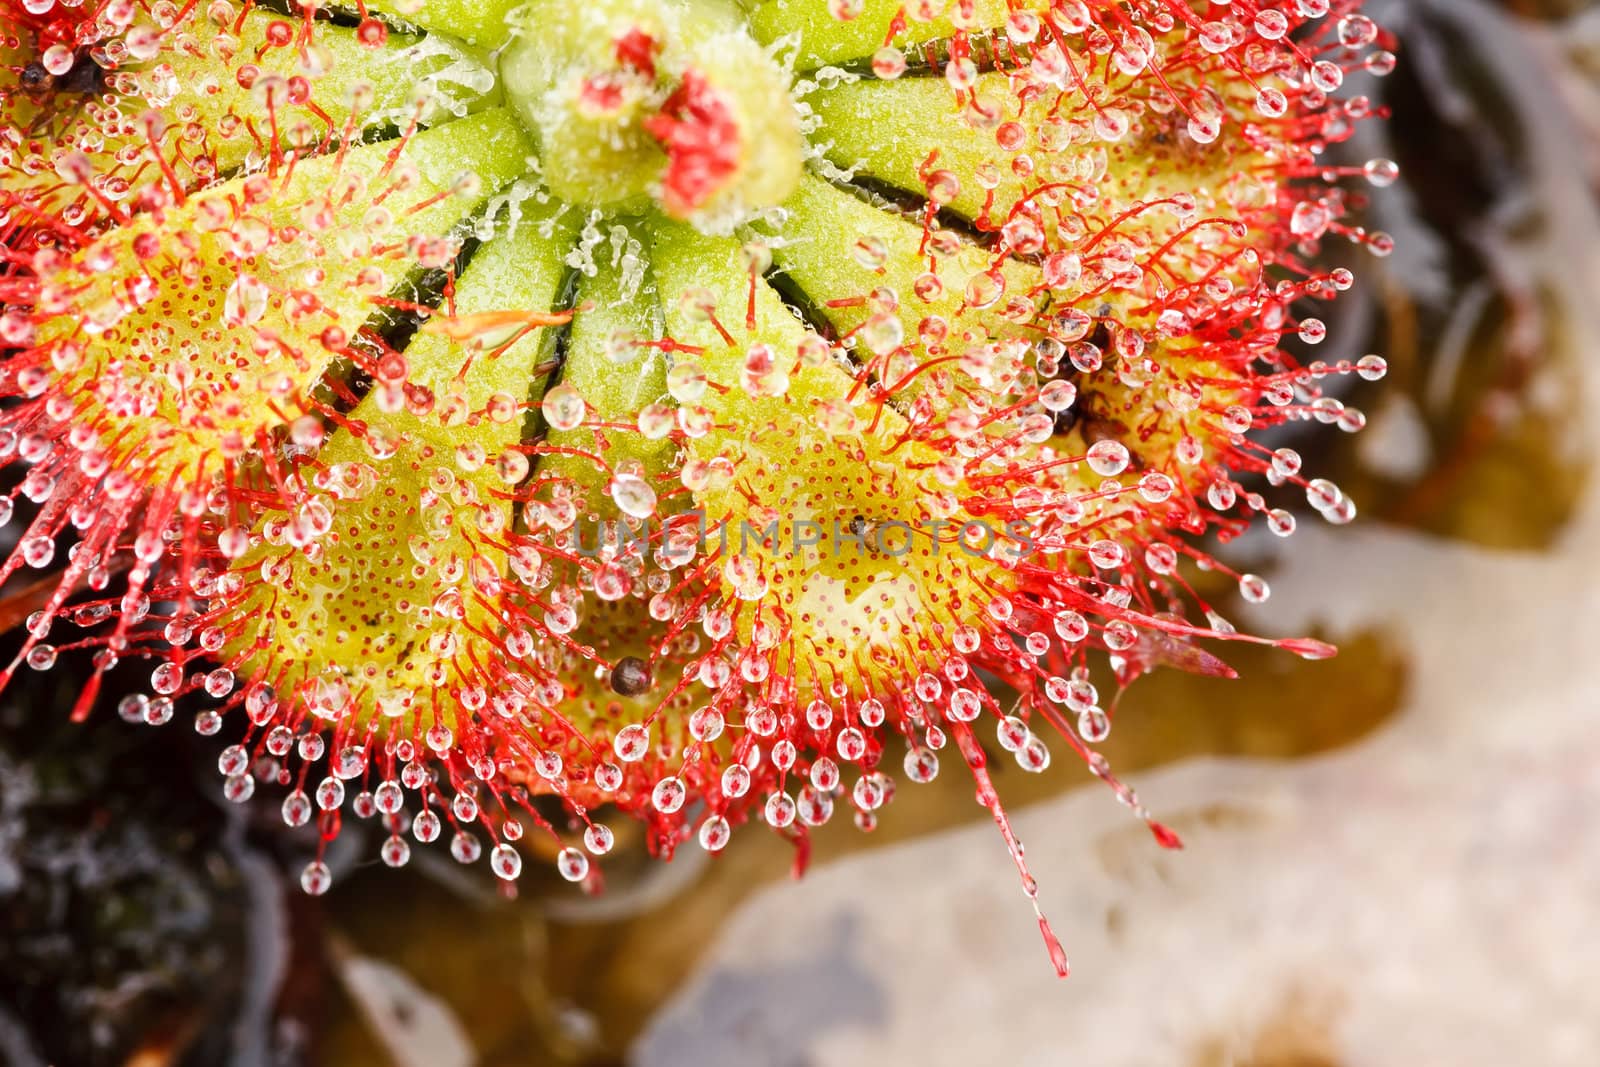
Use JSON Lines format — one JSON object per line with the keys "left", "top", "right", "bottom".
{"left": 3, "top": 0, "right": 1598, "bottom": 1063}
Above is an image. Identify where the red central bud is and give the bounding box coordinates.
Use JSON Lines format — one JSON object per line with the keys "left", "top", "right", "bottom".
{"left": 643, "top": 70, "right": 742, "bottom": 219}
{"left": 614, "top": 27, "right": 659, "bottom": 79}
{"left": 579, "top": 28, "right": 661, "bottom": 118}
{"left": 577, "top": 73, "right": 629, "bottom": 116}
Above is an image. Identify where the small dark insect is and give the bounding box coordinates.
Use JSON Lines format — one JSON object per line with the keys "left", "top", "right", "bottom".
{"left": 19, "top": 61, "right": 55, "bottom": 93}
{"left": 58, "top": 52, "right": 108, "bottom": 96}
{"left": 609, "top": 656, "right": 652, "bottom": 697}
{"left": 19, "top": 49, "right": 117, "bottom": 147}
{"left": 20, "top": 50, "right": 107, "bottom": 98}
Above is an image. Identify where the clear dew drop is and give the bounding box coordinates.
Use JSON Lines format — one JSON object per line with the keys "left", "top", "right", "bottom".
{"left": 557, "top": 847, "right": 590, "bottom": 882}
{"left": 698, "top": 815, "right": 732, "bottom": 851}
{"left": 541, "top": 384, "right": 586, "bottom": 431}
{"left": 1019, "top": 734, "right": 1051, "bottom": 772}
{"left": 490, "top": 842, "right": 521, "bottom": 879}
{"left": 1239, "top": 574, "right": 1272, "bottom": 604}
{"left": 652, "top": 776, "right": 686, "bottom": 814}
{"left": 222, "top": 273, "right": 270, "bottom": 327}
{"left": 584, "top": 824, "right": 614, "bottom": 855}
{"left": 1086, "top": 440, "right": 1130, "bottom": 477}
{"left": 316, "top": 777, "right": 345, "bottom": 811}
{"left": 613, "top": 723, "right": 650, "bottom": 762}
{"left": 1078, "top": 709, "right": 1111, "bottom": 743}
{"left": 721, "top": 764, "right": 751, "bottom": 798}
{"left": 413, "top": 810, "right": 442, "bottom": 843}
{"left": 301, "top": 861, "right": 332, "bottom": 896}
{"left": 452, "top": 832, "right": 483, "bottom": 865}
{"left": 610, "top": 473, "right": 657, "bottom": 519}
{"left": 282, "top": 790, "right": 312, "bottom": 827}
{"left": 904, "top": 748, "right": 939, "bottom": 784}
{"left": 381, "top": 835, "right": 411, "bottom": 867}
{"left": 764, "top": 792, "right": 796, "bottom": 828}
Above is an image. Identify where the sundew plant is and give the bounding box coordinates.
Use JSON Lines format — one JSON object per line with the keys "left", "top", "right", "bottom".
{"left": 0, "top": 0, "right": 1394, "bottom": 974}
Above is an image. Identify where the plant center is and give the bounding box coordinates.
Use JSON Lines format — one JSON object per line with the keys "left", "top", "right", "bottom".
{"left": 498, "top": 0, "right": 804, "bottom": 224}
